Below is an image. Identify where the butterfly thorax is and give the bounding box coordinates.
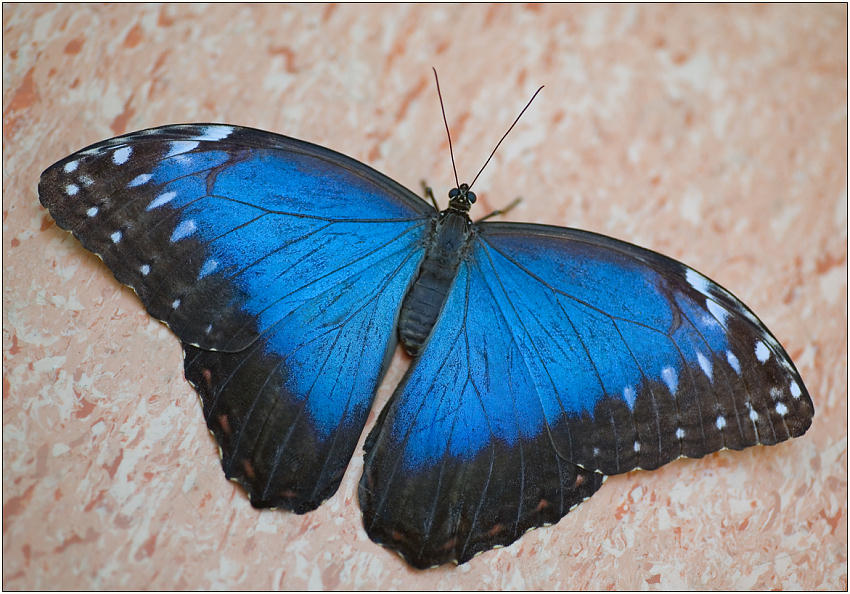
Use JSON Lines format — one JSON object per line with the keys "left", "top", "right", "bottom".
{"left": 398, "top": 203, "right": 474, "bottom": 356}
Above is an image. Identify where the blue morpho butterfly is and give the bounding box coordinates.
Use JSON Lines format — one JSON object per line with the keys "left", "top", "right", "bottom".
{"left": 39, "top": 75, "right": 813, "bottom": 569}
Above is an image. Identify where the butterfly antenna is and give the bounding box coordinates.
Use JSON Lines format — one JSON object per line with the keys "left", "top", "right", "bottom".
{"left": 433, "top": 67, "right": 461, "bottom": 189}
{"left": 469, "top": 85, "right": 544, "bottom": 190}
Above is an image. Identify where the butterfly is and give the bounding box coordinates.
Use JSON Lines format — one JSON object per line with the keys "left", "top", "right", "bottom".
{"left": 39, "top": 84, "right": 813, "bottom": 569}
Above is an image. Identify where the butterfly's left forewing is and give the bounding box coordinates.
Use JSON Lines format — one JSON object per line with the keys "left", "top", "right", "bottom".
{"left": 474, "top": 222, "right": 813, "bottom": 475}
{"left": 40, "top": 125, "right": 433, "bottom": 512}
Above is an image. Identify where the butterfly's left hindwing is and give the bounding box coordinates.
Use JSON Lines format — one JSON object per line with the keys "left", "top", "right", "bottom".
{"left": 359, "top": 260, "right": 605, "bottom": 569}
{"left": 39, "top": 125, "right": 432, "bottom": 511}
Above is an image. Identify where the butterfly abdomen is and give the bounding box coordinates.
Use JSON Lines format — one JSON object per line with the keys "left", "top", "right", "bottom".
{"left": 398, "top": 209, "right": 473, "bottom": 356}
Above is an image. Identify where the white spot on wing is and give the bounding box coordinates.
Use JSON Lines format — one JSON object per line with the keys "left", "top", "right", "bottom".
{"left": 622, "top": 385, "right": 636, "bottom": 410}
{"left": 662, "top": 366, "right": 678, "bottom": 395}
{"left": 776, "top": 402, "right": 788, "bottom": 415}
{"left": 147, "top": 191, "right": 177, "bottom": 210}
{"left": 110, "top": 230, "right": 122, "bottom": 243}
{"left": 63, "top": 160, "right": 79, "bottom": 173}
{"left": 65, "top": 183, "right": 79, "bottom": 196}
{"left": 78, "top": 174, "right": 94, "bottom": 187}
{"left": 726, "top": 350, "right": 741, "bottom": 374}
{"left": 770, "top": 387, "right": 783, "bottom": 400}
{"left": 686, "top": 268, "right": 711, "bottom": 295}
{"left": 197, "top": 125, "right": 234, "bottom": 141}
{"left": 199, "top": 259, "right": 218, "bottom": 278}
{"left": 592, "top": 447, "right": 600, "bottom": 456}
{"left": 790, "top": 381, "right": 801, "bottom": 399}
{"left": 128, "top": 173, "right": 152, "bottom": 187}
{"left": 715, "top": 415, "right": 726, "bottom": 430}
{"left": 706, "top": 299, "right": 729, "bottom": 327}
{"left": 755, "top": 341, "right": 770, "bottom": 363}
{"left": 172, "top": 298, "right": 181, "bottom": 309}
{"left": 204, "top": 323, "right": 213, "bottom": 334}
{"left": 112, "top": 146, "right": 132, "bottom": 165}
{"left": 697, "top": 352, "right": 713, "bottom": 381}
{"left": 165, "top": 140, "right": 200, "bottom": 158}
{"left": 86, "top": 206, "right": 98, "bottom": 217}
{"left": 675, "top": 427, "right": 685, "bottom": 439}
{"left": 140, "top": 264, "right": 150, "bottom": 276}
{"left": 749, "top": 407, "right": 759, "bottom": 421}
{"left": 170, "top": 219, "right": 196, "bottom": 241}
{"left": 633, "top": 441, "right": 641, "bottom": 452}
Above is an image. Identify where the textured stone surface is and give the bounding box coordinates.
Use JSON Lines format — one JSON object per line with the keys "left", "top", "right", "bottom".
{"left": 3, "top": 3, "right": 845, "bottom": 589}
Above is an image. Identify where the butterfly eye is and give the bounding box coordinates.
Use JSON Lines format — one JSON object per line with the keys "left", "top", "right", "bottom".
{"left": 467, "top": 191, "right": 476, "bottom": 203}
{"left": 448, "top": 188, "right": 459, "bottom": 198}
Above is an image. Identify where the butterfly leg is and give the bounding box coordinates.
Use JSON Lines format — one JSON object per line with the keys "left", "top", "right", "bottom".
{"left": 420, "top": 180, "right": 440, "bottom": 211}
{"left": 475, "top": 196, "right": 523, "bottom": 222}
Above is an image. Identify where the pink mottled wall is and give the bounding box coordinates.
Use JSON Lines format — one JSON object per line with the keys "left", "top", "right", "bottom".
{"left": 3, "top": 3, "right": 846, "bottom": 590}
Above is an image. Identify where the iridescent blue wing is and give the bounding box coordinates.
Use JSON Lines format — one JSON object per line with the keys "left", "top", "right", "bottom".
{"left": 39, "top": 125, "right": 432, "bottom": 512}
{"left": 474, "top": 223, "right": 814, "bottom": 473}
{"left": 358, "top": 243, "right": 605, "bottom": 568}
{"left": 360, "top": 221, "right": 812, "bottom": 567}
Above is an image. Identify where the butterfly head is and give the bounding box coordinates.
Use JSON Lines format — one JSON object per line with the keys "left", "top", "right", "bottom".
{"left": 448, "top": 183, "right": 476, "bottom": 212}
